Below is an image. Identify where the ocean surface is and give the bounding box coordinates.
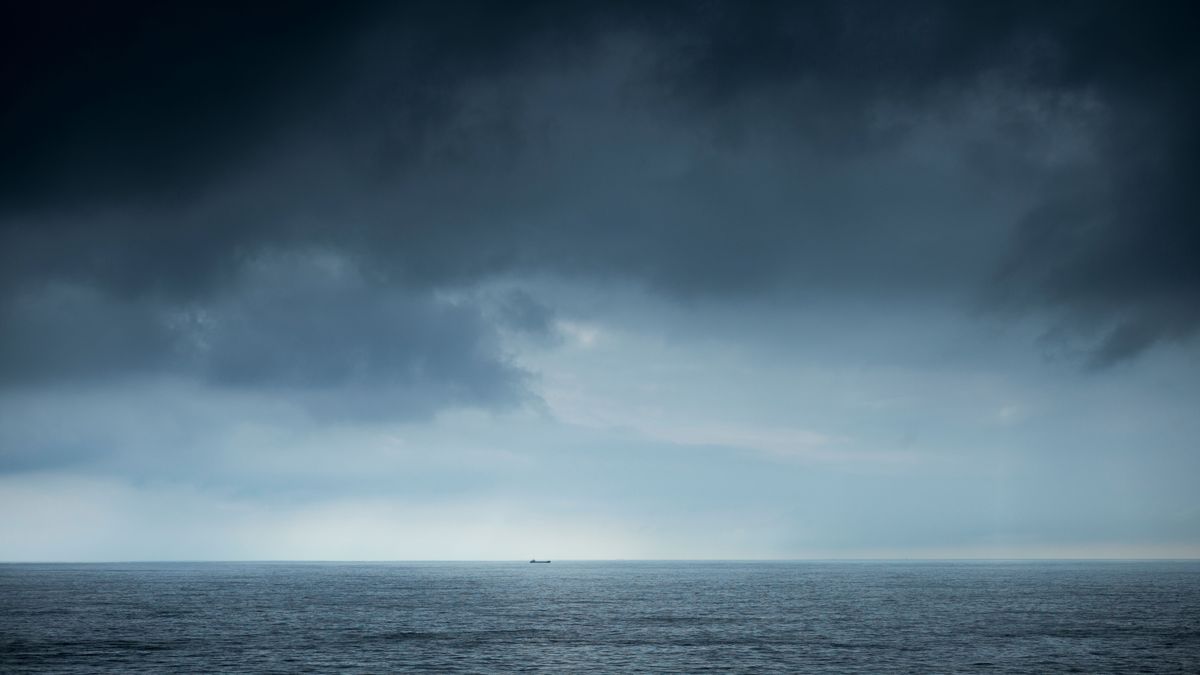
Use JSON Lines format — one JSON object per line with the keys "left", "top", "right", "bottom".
{"left": 2, "top": 560, "right": 1198, "bottom": 672}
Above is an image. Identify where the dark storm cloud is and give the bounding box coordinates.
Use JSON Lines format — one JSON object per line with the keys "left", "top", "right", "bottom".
{"left": 0, "top": 251, "right": 528, "bottom": 419}
{"left": 496, "top": 290, "right": 558, "bottom": 341}
{"left": 0, "top": 284, "right": 176, "bottom": 384}
{"left": 1, "top": 0, "right": 1196, "bottom": 398}
{"left": 644, "top": 1, "right": 1200, "bottom": 365}
{"left": 195, "top": 253, "right": 527, "bottom": 412}
{"left": 973, "top": 3, "right": 1200, "bottom": 366}
{"left": 0, "top": 1, "right": 373, "bottom": 210}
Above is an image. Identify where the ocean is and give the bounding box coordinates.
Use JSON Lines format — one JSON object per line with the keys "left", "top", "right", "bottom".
{"left": 2, "top": 560, "right": 1198, "bottom": 672}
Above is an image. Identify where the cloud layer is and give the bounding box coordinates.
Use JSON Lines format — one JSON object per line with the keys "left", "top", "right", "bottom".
{"left": 4, "top": 2, "right": 1197, "bottom": 389}
{"left": 2, "top": 1, "right": 1198, "bottom": 558}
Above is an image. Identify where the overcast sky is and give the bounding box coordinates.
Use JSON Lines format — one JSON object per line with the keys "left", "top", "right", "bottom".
{"left": 2, "top": 1, "right": 1198, "bottom": 560}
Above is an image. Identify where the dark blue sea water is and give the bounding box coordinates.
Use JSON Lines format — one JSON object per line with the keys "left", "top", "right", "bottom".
{"left": 2, "top": 561, "right": 1198, "bottom": 672}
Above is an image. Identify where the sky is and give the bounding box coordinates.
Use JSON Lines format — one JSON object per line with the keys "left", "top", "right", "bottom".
{"left": 1, "top": 1, "right": 1198, "bottom": 560}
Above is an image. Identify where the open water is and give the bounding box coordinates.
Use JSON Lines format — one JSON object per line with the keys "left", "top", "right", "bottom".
{"left": 2, "top": 560, "right": 1198, "bottom": 672}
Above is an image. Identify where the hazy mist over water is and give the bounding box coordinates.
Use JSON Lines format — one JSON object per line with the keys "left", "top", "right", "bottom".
{"left": 3, "top": 561, "right": 1199, "bottom": 673}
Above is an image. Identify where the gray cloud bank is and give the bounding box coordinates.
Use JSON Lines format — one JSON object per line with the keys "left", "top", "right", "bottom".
{"left": 2, "top": 0, "right": 1197, "bottom": 409}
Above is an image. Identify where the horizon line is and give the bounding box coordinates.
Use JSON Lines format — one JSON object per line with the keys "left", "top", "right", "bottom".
{"left": 4, "top": 557, "right": 1199, "bottom": 564}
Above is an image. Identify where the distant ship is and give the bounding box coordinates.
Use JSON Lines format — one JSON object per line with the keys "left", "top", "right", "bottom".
{"left": 529, "top": 559, "right": 551, "bottom": 563}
